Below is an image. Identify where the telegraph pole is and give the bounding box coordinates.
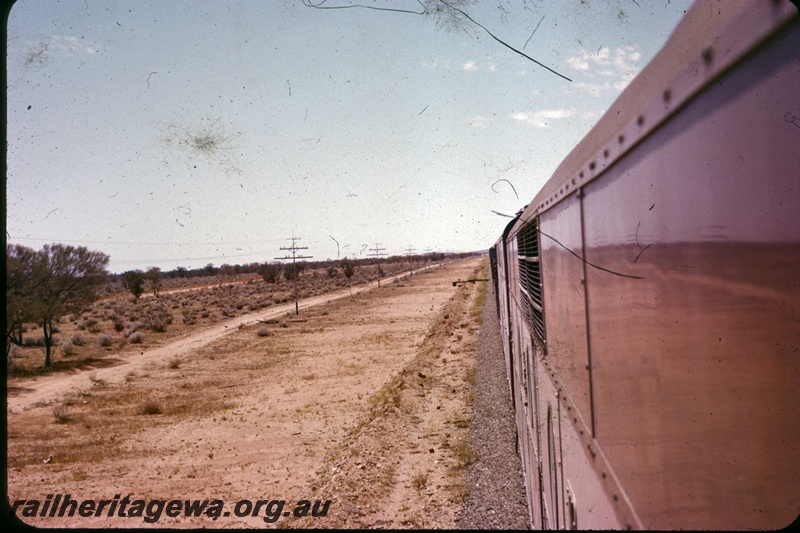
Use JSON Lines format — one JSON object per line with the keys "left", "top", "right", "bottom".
{"left": 369, "top": 243, "right": 387, "bottom": 287}
{"left": 404, "top": 245, "right": 416, "bottom": 276}
{"left": 275, "top": 237, "right": 313, "bottom": 315}
{"left": 424, "top": 247, "right": 434, "bottom": 271}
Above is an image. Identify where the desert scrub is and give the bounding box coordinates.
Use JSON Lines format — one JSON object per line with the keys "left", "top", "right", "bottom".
{"left": 80, "top": 318, "right": 101, "bottom": 333}
{"left": 139, "top": 302, "right": 173, "bottom": 332}
{"left": 52, "top": 406, "right": 73, "bottom": 424}
{"left": 412, "top": 471, "right": 428, "bottom": 491}
{"left": 129, "top": 331, "right": 144, "bottom": 344}
{"left": 139, "top": 400, "right": 163, "bottom": 415}
{"left": 451, "top": 435, "right": 478, "bottom": 471}
{"left": 98, "top": 334, "right": 113, "bottom": 347}
{"left": 60, "top": 341, "right": 77, "bottom": 357}
{"left": 24, "top": 336, "right": 46, "bottom": 347}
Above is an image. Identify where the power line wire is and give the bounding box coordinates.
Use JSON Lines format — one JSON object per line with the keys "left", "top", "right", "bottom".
{"left": 7, "top": 236, "right": 287, "bottom": 247}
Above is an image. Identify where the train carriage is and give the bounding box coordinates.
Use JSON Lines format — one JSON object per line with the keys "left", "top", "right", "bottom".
{"left": 493, "top": 0, "right": 800, "bottom": 529}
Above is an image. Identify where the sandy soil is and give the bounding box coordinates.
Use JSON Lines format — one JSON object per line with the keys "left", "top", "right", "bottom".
{"left": 7, "top": 263, "right": 448, "bottom": 414}
{"left": 7, "top": 257, "right": 487, "bottom": 529}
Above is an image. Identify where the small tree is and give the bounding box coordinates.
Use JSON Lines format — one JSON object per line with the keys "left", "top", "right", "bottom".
{"left": 203, "top": 263, "right": 217, "bottom": 276}
{"left": 283, "top": 261, "right": 306, "bottom": 281}
{"left": 341, "top": 258, "right": 356, "bottom": 297}
{"left": 121, "top": 270, "right": 146, "bottom": 300}
{"left": 145, "top": 267, "right": 162, "bottom": 297}
{"left": 6, "top": 244, "right": 47, "bottom": 358}
{"left": 218, "top": 263, "right": 236, "bottom": 287}
{"left": 23, "top": 244, "right": 109, "bottom": 367}
{"left": 260, "top": 262, "right": 281, "bottom": 283}
{"left": 341, "top": 258, "right": 356, "bottom": 280}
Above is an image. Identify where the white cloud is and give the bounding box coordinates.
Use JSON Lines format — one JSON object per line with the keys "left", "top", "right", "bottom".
{"left": 573, "top": 81, "right": 614, "bottom": 96}
{"left": 422, "top": 58, "right": 450, "bottom": 69}
{"left": 54, "top": 34, "right": 103, "bottom": 55}
{"left": 469, "top": 115, "right": 493, "bottom": 128}
{"left": 510, "top": 108, "right": 575, "bottom": 128}
{"left": 566, "top": 56, "right": 589, "bottom": 71}
{"left": 458, "top": 58, "right": 497, "bottom": 72}
{"left": 565, "top": 45, "right": 642, "bottom": 96}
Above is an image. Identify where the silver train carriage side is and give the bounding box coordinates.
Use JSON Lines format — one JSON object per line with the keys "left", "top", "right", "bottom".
{"left": 491, "top": 0, "right": 799, "bottom": 529}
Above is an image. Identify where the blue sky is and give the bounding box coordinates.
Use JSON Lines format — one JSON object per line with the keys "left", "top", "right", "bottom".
{"left": 6, "top": 0, "right": 693, "bottom": 273}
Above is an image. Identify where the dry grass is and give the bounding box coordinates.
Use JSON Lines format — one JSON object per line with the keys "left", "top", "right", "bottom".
{"left": 7, "top": 262, "right": 420, "bottom": 378}
{"left": 464, "top": 365, "right": 477, "bottom": 387}
{"left": 139, "top": 399, "right": 163, "bottom": 415}
{"left": 7, "top": 360, "right": 240, "bottom": 470}
{"left": 451, "top": 435, "right": 478, "bottom": 471}
{"left": 358, "top": 331, "right": 397, "bottom": 346}
{"left": 10, "top": 317, "right": 309, "bottom": 471}
{"left": 290, "top": 261, "right": 485, "bottom": 528}
{"left": 471, "top": 262, "right": 489, "bottom": 322}
{"left": 52, "top": 406, "right": 74, "bottom": 424}
{"left": 452, "top": 418, "right": 471, "bottom": 429}
{"left": 412, "top": 471, "right": 428, "bottom": 491}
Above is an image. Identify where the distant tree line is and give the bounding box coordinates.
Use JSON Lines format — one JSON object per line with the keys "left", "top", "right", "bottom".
{"left": 110, "top": 251, "right": 466, "bottom": 284}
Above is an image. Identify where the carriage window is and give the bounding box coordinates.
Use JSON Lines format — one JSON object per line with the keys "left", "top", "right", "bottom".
{"left": 517, "top": 218, "right": 546, "bottom": 351}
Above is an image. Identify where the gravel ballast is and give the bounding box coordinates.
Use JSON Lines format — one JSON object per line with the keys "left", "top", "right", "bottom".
{"left": 455, "top": 281, "right": 531, "bottom": 529}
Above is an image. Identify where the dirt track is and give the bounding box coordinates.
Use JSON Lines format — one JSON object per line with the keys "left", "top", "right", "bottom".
{"left": 7, "top": 263, "right": 446, "bottom": 415}
{"left": 7, "top": 257, "right": 487, "bottom": 528}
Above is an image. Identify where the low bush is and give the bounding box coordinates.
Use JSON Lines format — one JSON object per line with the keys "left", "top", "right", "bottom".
{"left": 52, "top": 406, "right": 73, "bottom": 424}
{"left": 60, "top": 341, "right": 77, "bottom": 356}
{"left": 23, "top": 336, "right": 46, "bottom": 347}
{"left": 139, "top": 400, "right": 163, "bottom": 415}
